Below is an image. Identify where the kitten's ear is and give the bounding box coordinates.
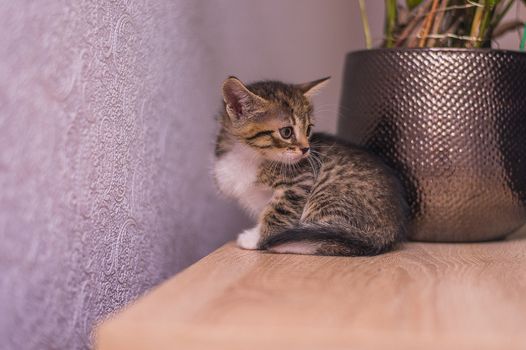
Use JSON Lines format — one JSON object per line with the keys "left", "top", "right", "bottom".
{"left": 297, "top": 76, "right": 331, "bottom": 98}
{"left": 222, "top": 77, "right": 268, "bottom": 122}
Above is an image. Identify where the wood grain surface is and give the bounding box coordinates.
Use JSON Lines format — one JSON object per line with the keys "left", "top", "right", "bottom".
{"left": 96, "top": 237, "right": 526, "bottom": 350}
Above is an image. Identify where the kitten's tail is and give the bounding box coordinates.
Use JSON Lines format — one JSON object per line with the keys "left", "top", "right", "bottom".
{"left": 260, "top": 224, "right": 399, "bottom": 256}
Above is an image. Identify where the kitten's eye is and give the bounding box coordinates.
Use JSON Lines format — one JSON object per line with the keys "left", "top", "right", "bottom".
{"left": 306, "top": 125, "right": 313, "bottom": 137}
{"left": 279, "top": 127, "right": 293, "bottom": 139}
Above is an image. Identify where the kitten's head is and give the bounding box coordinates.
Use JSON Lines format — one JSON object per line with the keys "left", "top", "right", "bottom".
{"left": 221, "top": 76, "right": 329, "bottom": 164}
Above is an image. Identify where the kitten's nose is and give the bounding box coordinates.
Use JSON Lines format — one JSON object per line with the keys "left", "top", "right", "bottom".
{"left": 301, "top": 147, "right": 310, "bottom": 155}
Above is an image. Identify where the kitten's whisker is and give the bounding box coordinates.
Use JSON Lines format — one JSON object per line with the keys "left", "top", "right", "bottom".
{"left": 310, "top": 154, "right": 323, "bottom": 174}
{"left": 307, "top": 157, "right": 318, "bottom": 179}
{"left": 309, "top": 150, "right": 327, "bottom": 169}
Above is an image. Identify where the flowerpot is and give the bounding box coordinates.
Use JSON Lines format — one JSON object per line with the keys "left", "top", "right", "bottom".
{"left": 337, "top": 48, "right": 526, "bottom": 242}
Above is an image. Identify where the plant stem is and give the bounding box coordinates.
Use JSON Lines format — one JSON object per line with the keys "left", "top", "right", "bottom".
{"left": 418, "top": 0, "right": 441, "bottom": 47}
{"left": 359, "top": 0, "right": 373, "bottom": 49}
{"left": 385, "top": 0, "right": 398, "bottom": 47}
{"left": 480, "top": 1, "right": 499, "bottom": 47}
{"left": 428, "top": 0, "right": 449, "bottom": 47}
{"left": 396, "top": 0, "right": 432, "bottom": 47}
{"left": 469, "top": 3, "right": 485, "bottom": 47}
{"left": 469, "top": 0, "right": 499, "bottom": 48}
{"left": 521, "top": 22, "right": 526, "bottom": 51}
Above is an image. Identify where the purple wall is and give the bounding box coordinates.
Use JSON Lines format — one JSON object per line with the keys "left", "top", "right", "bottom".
{"left": 0, "top": 1, "right": 246, "bottom": 348}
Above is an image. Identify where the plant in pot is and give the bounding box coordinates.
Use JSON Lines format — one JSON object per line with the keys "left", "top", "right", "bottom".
{"left": 338, "top": 0, "right": 526, "bottom": 241}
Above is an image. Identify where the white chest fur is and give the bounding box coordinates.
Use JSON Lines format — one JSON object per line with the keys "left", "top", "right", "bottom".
{"left": 214, "top": 143, "right": 273, "bottom": 218}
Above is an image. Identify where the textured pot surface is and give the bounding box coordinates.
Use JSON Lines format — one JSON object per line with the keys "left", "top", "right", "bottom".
{"left": 338, "top": 49, "right": 526, "bottom": 242}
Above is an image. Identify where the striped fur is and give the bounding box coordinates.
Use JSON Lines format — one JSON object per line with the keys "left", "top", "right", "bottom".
{"left": 214, "top": 77, "right": 408, "bottom": 256}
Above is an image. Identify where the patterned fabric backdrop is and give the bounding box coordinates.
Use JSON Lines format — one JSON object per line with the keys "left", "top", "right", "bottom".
{"left": 0, "top": 1, "right": 246, "bottom": 349}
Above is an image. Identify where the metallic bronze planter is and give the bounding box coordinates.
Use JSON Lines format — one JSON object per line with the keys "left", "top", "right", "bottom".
{"left": 338, "top": 48, "right": 526, "bottom": 242}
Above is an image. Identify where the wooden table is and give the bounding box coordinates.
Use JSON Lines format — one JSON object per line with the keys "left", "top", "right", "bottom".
{"left": 95, "top": 238, "right": 526, "bottom": 350}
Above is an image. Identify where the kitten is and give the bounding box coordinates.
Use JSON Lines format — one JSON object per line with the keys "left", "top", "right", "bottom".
{"left": 214, "top": 76, "right": 408, "bottom": 256}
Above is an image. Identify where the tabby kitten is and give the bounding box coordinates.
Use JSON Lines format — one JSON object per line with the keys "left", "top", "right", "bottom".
{"left": 214, "top": 76, "right": 407, "bottom": 256}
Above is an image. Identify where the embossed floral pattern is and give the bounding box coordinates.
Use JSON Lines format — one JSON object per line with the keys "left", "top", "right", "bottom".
{"left": 0, "top": 1, "right": 245, "bottom": 349}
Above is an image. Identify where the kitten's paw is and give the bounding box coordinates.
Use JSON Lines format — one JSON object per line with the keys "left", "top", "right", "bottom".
{"left": 236, "top": 226, "right": 261, "bottom": 250}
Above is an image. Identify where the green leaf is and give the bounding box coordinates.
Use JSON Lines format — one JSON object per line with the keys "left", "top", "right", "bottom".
{"left": 521, "top": 22, "right": 526, "bottom": 51}
{"left": 406, "top": 0, "right": 424, "bottom": 9}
